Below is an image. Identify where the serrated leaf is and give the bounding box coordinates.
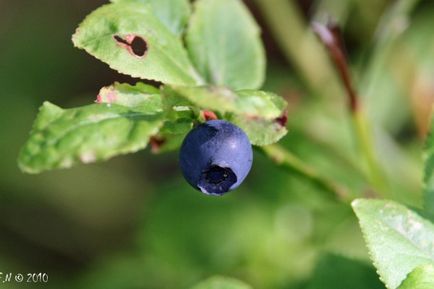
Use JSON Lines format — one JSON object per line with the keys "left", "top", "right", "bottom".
{"left": 424, "top": 115, "right": 434, "bottom": 215}
{"left": 110, "top": 0, "right": 190, "bottom": 36}
{"left": 186, "top": 0, "right": 265, "bottom": 90}
{"left": 352, "top": 199, "right": 434, "bottom": 289}
{"left": 167, "top": 86, "right": 287, "bottom": 119}
{"left": 73, "top": 2, "right": 202, "bottom": 85}
{"left": 398, "top": 264, "right": 434, "bottom": 289}
{"left": 190, "top": 276, "right": 252, "bottom": 289}
{"left": 18, "top": 102, "right": 164, "bottom": 174}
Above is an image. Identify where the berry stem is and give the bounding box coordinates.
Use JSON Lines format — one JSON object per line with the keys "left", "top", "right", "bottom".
{"left": 257, "top": 144, "right": 353, "bottom": 204}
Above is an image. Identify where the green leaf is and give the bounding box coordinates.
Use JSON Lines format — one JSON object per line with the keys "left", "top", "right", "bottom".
{"left": 153, "top": 118, "right": 194, "bottom": 153}
{"left": 164, "top": 85, "right": 288, "bottom": 145}
{"left": 72, "top": 2, "right": 202, "bottom": 85}
{"left": 110, "top": 0, "right": 190, "bottom": 36}
{"left": 18, "top": 102, "right": 164, "bottom": 174}
{"left": 424, "top": 115, "right": 434, "bottom": 215}
{"left": 398, "top": 264, "right": 434, "bottom": 289}
{"left": 229, "top": 114, "right": 287, "bottom": 146}
{"left": 186, "top": 0, "right": 265, "bottom": 90}
{"left": 97, "top": 82, "right": 162, "bottom": 110}
{"left": 307, "top": 253, "right": 386, "bottom": 289}
{"left": 167, "top": 86, "right": 287, "bottom": 119}
{"left": 190, "top": 276, "right": 252, "bottom": 289}
{"left": 352, "top": 199, "right": 434, "bottom": 289}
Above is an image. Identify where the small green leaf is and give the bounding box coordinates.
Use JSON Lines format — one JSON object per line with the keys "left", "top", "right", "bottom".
{"left": 97, "top": 82, "right": 162, "bottom": 110}
{"left": 110, "top": 0, "right": 190, "bottom": 36}
{"left": 190, "top": 276, "right": 252, "bottom": 289}
{"left": 352, "top": 199, "right": 434, "bottom": 289}
{"left": 159, "top": 118, "right": 193, "bottom": 135}
{"left": 398, "top": 264, "right": 434, "bottom": 289}
{"left": 73, "top": 2, "right": 202, "bottom": 85}
{"left": 424, "top": 115, "right": 434, "bottom": 215}
{"left": 164, "top": 85, "right": 288, "bottom": 145}
{"left": 167, "top": 86, "right": 287, "bottom": 119}
{"left": 152, "top": 118, "right": 193, "bottom": 153}
{"left": 186, "top": 0, "right": 265, "bottom": 90}
{"left": 18, "top": 102, "right": 164, "bottom": 174}
{"left": 229, "top": 114, "right": 287, "bottom": 146}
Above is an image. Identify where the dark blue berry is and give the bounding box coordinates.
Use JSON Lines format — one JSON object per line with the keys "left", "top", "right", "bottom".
{"left": 179, "top": 120, "right": 253, "bottom": 196}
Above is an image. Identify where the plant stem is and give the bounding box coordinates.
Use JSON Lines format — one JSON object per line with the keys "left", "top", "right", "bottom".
{"left": 255, "top": 0, "right": 390, "bottom": 197}
{"left": 352, "top": 108, "right": 388, "bottom": 197}
{"left": 313, "top": 22, "right": 389, "bottom": 197}
{"left": 256, "top": 144, "right": 353, "bottom": 204}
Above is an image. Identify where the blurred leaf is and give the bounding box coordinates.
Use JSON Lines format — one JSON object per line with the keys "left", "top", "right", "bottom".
{"left": 307, "top": 253, "right": 385, "bottom": 289}
{"left": 229, "top": 115, "right": 287, "bottom": 146}
{"left": 397, "top": 264, "right": 434, "bottom": 289}
{"left": 73, "top": 2, "right": 202, "bottom": 85}
{"left": 18, "top": 102, "right": 164, "bottom": 173}
{"left": 424, "top": 115, "right": 434, "bottom": 215}
{"left": 186, "top": 0, "right": 265, "bottom": 90}
{"left": 191, "top": 276, "right": 252, "bottom": 289}
{"left": 110, "top": 0, "right": 190, "bottom": 36}
{"left": 167, "top": 86, "right": 287, "bottom": 119}
{"left": 352, "top": 199, "right": 434, "bottom": 289}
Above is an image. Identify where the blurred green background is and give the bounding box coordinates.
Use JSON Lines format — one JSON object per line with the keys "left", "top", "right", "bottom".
{"left": 0, "top": 0, "right": 433, "bottom": 288}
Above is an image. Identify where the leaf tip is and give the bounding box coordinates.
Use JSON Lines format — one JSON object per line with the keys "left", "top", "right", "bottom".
{"left": 351, "top": 198, "right": 363, "bottom": 209}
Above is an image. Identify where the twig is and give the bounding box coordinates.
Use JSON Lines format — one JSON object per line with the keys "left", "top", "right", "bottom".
{"left": 256, "top": 144, "right": 353, "bottom": 204}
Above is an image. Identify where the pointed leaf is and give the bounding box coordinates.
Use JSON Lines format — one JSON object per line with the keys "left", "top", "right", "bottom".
{"left": 110, "top": 0, "right": 190, "bottom": 36}
{"left": 398, "top": 264, "right": 434, "bottom": 289}
{"left": 18, "top": 101, "right": 164, "bottom": 174}
{"left": 352, "top": 199, "right": 434, "bottom": 289}
{"left": 190, "top": 276, "right": 252, "bottom": 289}
{"left": 73, "top": 2, "right": 202, "bottom": 85}
{"left": 186, "top": 0, "right": 265, "bottom": 90}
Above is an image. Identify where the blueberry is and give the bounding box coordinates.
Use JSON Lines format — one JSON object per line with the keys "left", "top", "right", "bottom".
{"left": 179, "top": 120, "right": 253, "bottom": 196}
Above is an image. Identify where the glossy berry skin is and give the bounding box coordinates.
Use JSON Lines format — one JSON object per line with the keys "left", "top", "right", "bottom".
{"left": 179, "top": 120, "right": 253, "bottom": 196}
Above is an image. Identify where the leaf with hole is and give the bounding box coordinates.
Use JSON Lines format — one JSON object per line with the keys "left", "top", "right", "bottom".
{"left": 352, "top": 199, "right": 434, "bottom": 289}
{"left": 186, "top": 0, "right": 265, "bottom": 90}
{"left": 73, "top": 2, "right": 202, "bottom": 85}
{"left": 110, "top": 0, "right": 191, "bottom": 36}
{"left": 18, "top": 101, "right": 165, "bottom": 174}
